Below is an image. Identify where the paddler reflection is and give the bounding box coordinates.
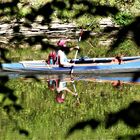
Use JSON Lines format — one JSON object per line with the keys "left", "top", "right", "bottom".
{"left": 48, "top": 77, "right": 78, "bottom": 103}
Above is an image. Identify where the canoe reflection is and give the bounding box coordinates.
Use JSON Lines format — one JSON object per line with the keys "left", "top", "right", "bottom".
{"left": 1, "top": 72, "right": 140, "bottom": 83}
{"left": 47, "top": 75, "right": 78, "bottom": 103}
{"left": 1, "top": 72, "right": 140, "bottom": 103}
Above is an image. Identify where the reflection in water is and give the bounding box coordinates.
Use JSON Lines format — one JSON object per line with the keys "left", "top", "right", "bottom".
{"left": 1, "top": 72, "right": 140, "bottom": 85}
{"left": 47, "top": 75, "right": 78, "bottom": 103}
{"left": 1, "top": 72, "right": 140, "bottom": 100}
{"left": 43, "top": 73, "right": 140, "bottom": 84}
{"left": 0, "top": 73, "right": 140, "bottom": 139}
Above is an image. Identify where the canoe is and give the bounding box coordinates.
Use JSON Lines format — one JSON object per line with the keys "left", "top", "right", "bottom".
{"left": 1, "top": 56, "right": 140, "bottom": 75}
{"left": 71, "top": 56, "right": 140, "bottom": 63}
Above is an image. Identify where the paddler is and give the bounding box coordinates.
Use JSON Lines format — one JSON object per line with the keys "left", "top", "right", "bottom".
{"left": 57, "top": 39, "right": 79, "bottom": 67}
{"left": 111, "top": 56, "right": 122, "bottom": 64}
{"left": 47, "top": 39, "right": 79, "bottom": 66}
{"left": 48, "top": 77, "right": 78, "bottom": 103}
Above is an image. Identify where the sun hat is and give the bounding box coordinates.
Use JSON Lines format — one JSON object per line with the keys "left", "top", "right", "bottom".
{"left": 57, "top": 39, "right": 67, "bottom": 47}
{"left": 56, "top": 94, "right": 65, "bottom": 103}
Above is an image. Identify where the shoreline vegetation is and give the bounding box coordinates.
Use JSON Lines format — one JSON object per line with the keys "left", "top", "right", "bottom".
{"left": 0, "top": 0, "right": 140, "bottom": 140}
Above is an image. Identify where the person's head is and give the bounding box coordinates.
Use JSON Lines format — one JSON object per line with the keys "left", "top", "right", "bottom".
{"left": 48, "top": 80, "right": 56, "bottom": 91}
{"left": 111, "top": 80, "right": 122, "bottom": 88}
{"left": 57, "top": 39, "right": 67, "bottom": 47}
{"left": 56, "top": 91, "right": 65, "bottom": 103}
{"left": 57, "top": 39, "right": 71, "bottom": 54}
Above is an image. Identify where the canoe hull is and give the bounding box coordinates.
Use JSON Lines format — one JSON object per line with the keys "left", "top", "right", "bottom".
{"left": 1, "top": 57, "right": 140, "bottom": 75}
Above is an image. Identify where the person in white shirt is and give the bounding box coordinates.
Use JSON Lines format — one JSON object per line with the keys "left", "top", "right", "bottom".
{"left": 56, "top": 39, "right": 79, "bottom": 67}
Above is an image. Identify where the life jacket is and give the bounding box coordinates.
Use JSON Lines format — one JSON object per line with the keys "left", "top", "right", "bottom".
{"left": 48, "top": 79, "right": 59, "bottom": 90}
{"left": 47, "top": 51, "right": 58, "bottom": 65}
{"left": 47, "top": 50, "right": 66, "bottom": 66}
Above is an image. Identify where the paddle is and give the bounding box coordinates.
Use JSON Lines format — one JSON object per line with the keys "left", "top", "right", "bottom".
{"left": 70, "top": 28, "right": 83, "bottom": 104}
{"left": 70, "top": 28, "right": 83, "bottom": 74}
{"left": 72, "top": 80, "right": 80, "bottom": 104}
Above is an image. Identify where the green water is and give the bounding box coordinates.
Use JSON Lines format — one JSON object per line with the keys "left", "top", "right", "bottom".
{"left": 1, "top": 77, "right": 140, "bottom": 140}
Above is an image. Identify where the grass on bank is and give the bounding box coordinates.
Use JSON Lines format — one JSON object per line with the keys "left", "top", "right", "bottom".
{"left": 3, "top": 38, "right": 140, "bottom": 62}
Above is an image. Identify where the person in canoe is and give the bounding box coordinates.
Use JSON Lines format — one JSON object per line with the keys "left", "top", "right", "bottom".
{"left": 111, "top": 56, "right": 123, "bottom": 64}
{"left": 47, "top": 39, "right": 79, "bottom": 67}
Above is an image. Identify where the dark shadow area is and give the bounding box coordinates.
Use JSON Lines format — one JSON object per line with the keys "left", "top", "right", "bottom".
{"left": 70, "top": 1, "right": 119, "bottom": 18}
{"left": 0, "top": 0, "right": 19, "bottom": 18}
{"left": 131, "top": 72, "right": 140, "bottom": 83}
{"left": 25, "top": 1, "right": 66, "bottom": 24}
{"left": 107, "top": 16, "right": 140, "bottom": 52}
{"left": 80, "top": 30, "right": 91, "bottom": 41}
{"left": 0, "top": 75, "right": 29, "bottom": 136}
{"left": 67, "top": 101, "right": 140, "bottom": 139}
{"left": 66, "top": 119, "right": 100, "bottom": 138}
{"left": 0, "top": 48, "right": 11, "bottom": 63}
{"left": 103, "top": 26, "right": 120, "bottom": 33}
{"left": 117, "top": 134, "right": 140, "bottom": 140}
{"left": 105, "top": 101, "right": 140, "bottom": 129}
{"left": 19, "top": 129, "right": 29, "bottom": 136}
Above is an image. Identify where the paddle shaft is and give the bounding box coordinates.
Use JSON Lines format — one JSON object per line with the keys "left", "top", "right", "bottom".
{"left": 71, "top": 29, "right": 82, "bottom": 74}
{"left": 70, "top": 29, "right": 83, "bottom": 102}
{"left": 72, "top": 81, "right": 80, "bottom": 102}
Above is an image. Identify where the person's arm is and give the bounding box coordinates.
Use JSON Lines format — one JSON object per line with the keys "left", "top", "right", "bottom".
{"left": 59, "top": 58, "right": 74, "bottom": 67}
{"left": 64, "top": 87, "right": 77, "bottom": 96}
{"left": 56, "top": 86, "right": 77, "bottom": 96}
{"left": 56, "top": 80, "right": 77, "bottom": 96}
{"left": 69, "top": 46, "right": 79, "bottom": 51}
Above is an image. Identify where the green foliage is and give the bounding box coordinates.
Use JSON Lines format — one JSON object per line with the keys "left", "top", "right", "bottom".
{"left": 108, "top": 39, "right": 140, "bottom": 56}
{"left": 113, "top": 11, "right": 133, "bottom": 26}
{"left": 115, "top": 0, "right": 135, "bottom": 6}
{"left": 4, "top": 47, "right": 49, "bottom": 62}
{"left": 17, "top": 3, "right": 31, "bottom": 18}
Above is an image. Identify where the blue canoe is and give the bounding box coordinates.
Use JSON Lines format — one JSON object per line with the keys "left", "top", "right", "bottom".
{"left": 1, "top": 56, "right": 140, "bottom": 75}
